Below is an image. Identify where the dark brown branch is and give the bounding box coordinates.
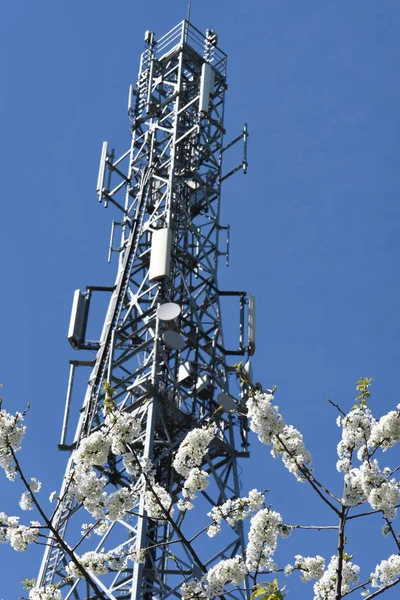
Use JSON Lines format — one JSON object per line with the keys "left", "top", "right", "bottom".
{"left": 335, "top": 506, "right": 346, "bottom": 600}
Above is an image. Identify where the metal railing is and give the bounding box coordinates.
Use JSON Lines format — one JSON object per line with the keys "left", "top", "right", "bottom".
{"left": 141, "top": 20, "right": 228, "bottom": 77}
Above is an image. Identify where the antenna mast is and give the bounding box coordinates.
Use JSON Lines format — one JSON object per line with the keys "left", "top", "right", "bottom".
{"left": 37, "top": 19, "right": 252, "bottom": 600}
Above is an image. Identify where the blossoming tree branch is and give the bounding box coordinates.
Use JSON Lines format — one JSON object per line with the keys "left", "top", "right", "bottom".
{"left": 0, "top": 374, "right": 399, "bottom": 600}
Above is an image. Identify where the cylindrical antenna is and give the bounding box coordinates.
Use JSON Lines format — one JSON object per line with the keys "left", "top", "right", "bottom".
{"left": 187, "top": 0, "right": 192, "bottom": 22}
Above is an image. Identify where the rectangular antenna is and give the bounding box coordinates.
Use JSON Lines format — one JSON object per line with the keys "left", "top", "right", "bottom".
{"left": 96, "top": 141, "right": 108, "bottom": 201}
{"left": 149, "top": 228, "right": 173, "bottom": 281}
{"left": 68, "top": 290, "right": 88, "bottom": 349}
{"left": 128, "top": 84, "right": 134, "bottom": 118}
{"left": 199, "top": 63, "right": 215, "bottom": 113}
{"left": 248, "top": 295, "right": 256, "bottom": 356}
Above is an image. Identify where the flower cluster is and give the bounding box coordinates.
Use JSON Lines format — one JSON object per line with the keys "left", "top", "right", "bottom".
{"left": 292, "top": 555, "right": 325, "bottom": 582}
{"left": 368, "top": 406, "right": 400, "bottom": 450}
{"left": 173, "top": 424, "right": 216, "bottom": 477}
{"left": 0, "top": 512, "right": 40, "bottom": 551}
{"left": 206, "top": 555, "right": 247, "bottom": 597}
{"left": 342, "top": 459, "right": 400, "bottom": 518}
{"left": 19, "top": 477, "right": 42, "bottom": 511}
{"left": 0, "top": 407, "right": 26, "bottom": 480}
{"left": 336, "top": 408, "right": 373, "bottom": 469}
{"left": 67, "top": 543, "right": 145, "bottom": 579}
{"left": 104, "top": 411, "right": 141, "bottom": 455}
{"left": 104, "top": 486, "right": 138, "bottom": 521}
{"left": 246, "top": 507, "right": 287, "bottom": 571}
{"left": 69, "top": 410, "right": 143, "bottom": 522}
{"left": 337, "top": 405, "right": 400, "bottom": 467}
{"left": 246, "top": 391, "right": 311, "bottom": 481}
{"left": 73, "top": 430, "right": 110, "bottom": 468}
{"left": 313, "top": 555, "right": 360, "bottom": 599}
{"left": 181, "top": 556, "right": 247, "bottom": 600}
{"left": 67, "top": 550, "right": 117, "bottom": 578}
{"left": 72, "top": 465, "right": 107, "bottom": 519}
{"left": 173, "top": 424, "right": 216, "bottom": 510}
{"left": 370, "top": 554, "right": 400, "bottom": 588}
{"left": 144, "top": 482, "right": 174, "bottom": 520}
{"left": 29, "top": 587, "right": 63, "bottom": 600}
{"left": 207, "top": 489, "right": 264, "bottom": 537}
{"left": 179, "top": 468, "right": 209, "bottom": 511}
{"left": 181, "top": 580, "right": 207, "bottom": 600}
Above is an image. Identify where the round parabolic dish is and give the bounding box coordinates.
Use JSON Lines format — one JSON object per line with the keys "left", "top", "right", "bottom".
{"left": 217, "top": 392, "right": 237, "bottom": 412}
{"left": 157, "top": 302, "right": 181, "bottom": 321}
{"left": 162, "top": 330, "right": 185, "bottom": 350}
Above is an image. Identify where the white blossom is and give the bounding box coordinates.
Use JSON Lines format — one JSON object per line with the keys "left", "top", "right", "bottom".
{"left": 313, "top": 555, "right": 360, "bottom": 599}
{"left": 370, "top": 554, "right": 400, "bottom": 587}
{"left": 94, "top": 520, "right": 110, "bottom": 536}
{"left": 173, "top": 424, "right": 216, "bottom": 478}
{"left": 29, "top": 587, "right": 63, "bottom": 600}
{"left": 104, "top": 486, "right": 138, "bottom": 521}
{"left": 247, "top": 391, "right": 285, "bottom": 446}
{"left": 294, "top": 554, "right": 325, "bottom": 582}
{"left": 342, "top": 459, "right": 399, "bottom": 517}
{"left": 19, "top": 477, "right": 42, "bottom": 511}
{"left": 122, "top": 452, "right": 139, "bottom": 475}
{"left": 207, "top": 489, "right": 264, "bottom": 536}
{"left": 67, "top": 550, "right": 110, "bottom": 578}
{"left": 337, "top": 408, "right": 372, "bottom": 462}
{"left": 104, "top": 411, "right": 141, "bottom": 455}
{"left": 368, "top": 480, "right": 400, "bottom": 519}
{"left": 284, "top": 564, "right": 294, "bottom": 576}
{"left": 72, "top": 465, "right": 107, "bottom": 519}
{"left": 0, "top": 408, "right": 26, "bottom": 480}
{"left": 246, "top": 508, "right": 285, "bottom": 571}
{"left": 206, "top": 555, "right": 247, "bottom": 597}
{"left": 368, "top": 406, "right": 400, "bottom": 450}
{"left": 181, "top": 580, "right": 207, "bottom": 600}
{"left": 180, "top": 467, "right": 209, "bottom": 509}
{"left": 246, "top": 391, "right": 312, "bottom": 480}
{"left": 272, "top": 424, "right": 311, "bottom": 481}
{"left": 144, "top": 483, "right": 174, "bottom": 520}
{"left": 73, "top": 430, "right": 110, "bottom": 468}
{"left": 0, "top": 512, "right": 40, "bottom": 551}
{"left": 8, "top": 521, "right": 41, "bottom": 552}
{"left": 19, "top": 491, "right": 33, "bottom": 511}
{"left": 29, "top": 477, "right": 41, "bottom": 492}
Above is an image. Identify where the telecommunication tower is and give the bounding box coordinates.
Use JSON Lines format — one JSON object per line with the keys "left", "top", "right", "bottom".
{"left": 37, "top": 18, "right": 255, "bottom": 600}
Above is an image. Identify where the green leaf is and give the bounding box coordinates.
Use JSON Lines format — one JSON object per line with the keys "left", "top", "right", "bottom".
{"left": 21, "top": 578, "right": 36, "bottom": 592}
{"left": 251, "top": 585, "right": 267, "bottom": 600}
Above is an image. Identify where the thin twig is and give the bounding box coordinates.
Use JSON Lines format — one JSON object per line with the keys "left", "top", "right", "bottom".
{"left": 383, "top": 518, "right": 400, "bottom": 552}
{"left": 363, "top": 578, "right": 400, "bottom": 599}
{"left": 328, "top": 398, "right": 346, "bottom": 417}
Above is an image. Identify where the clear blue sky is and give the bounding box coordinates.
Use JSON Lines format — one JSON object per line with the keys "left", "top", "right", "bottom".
{"left": 1, "top": 0, "right": 400, "bottom": 597}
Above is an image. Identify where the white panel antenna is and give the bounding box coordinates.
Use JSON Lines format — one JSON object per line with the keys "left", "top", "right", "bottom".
{"left": 67, "top": 290, "right": 87, "bottom": 349}
{"left": 199, "top": 63, "right": 215, "bottom": 113}
{"left": 149, "top": 228, "right": 172, "bottom": 281}
{"left": 96, "top": 141, "right": 109, "bottom": 201}
{"left": 248, "top": 294, "right": 256, "bottom": 356}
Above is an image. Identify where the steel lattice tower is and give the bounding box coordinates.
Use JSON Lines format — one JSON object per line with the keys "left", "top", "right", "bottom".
{"left": 38, "top": 19, "right": 254, "bottom": 600}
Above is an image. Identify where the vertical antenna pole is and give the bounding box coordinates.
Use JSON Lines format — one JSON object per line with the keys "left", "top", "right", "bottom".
{"left": 187, "top": 0, "right": 192, "bottom": 22}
